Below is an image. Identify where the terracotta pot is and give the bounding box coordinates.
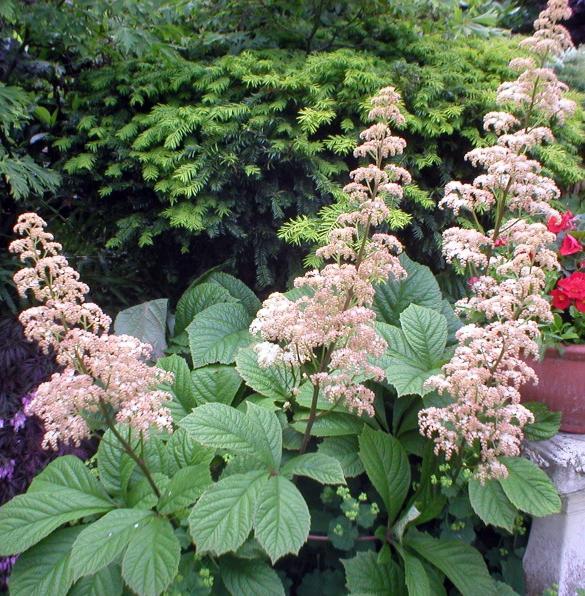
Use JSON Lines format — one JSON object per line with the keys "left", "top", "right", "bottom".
{"left": 521, "top": 344, "right": 585, "bottom": 434}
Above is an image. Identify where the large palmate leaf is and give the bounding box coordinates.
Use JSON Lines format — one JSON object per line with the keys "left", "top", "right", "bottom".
{"left": 377, "top": 305, "right": 448, "bottom": 397}
{"left": 281, "top": 453, "right": 346, "bottom": 485}
{"left": 175, "top": 282, "right": 237, "bottom": 334}
{"left": 187, "top": 302, "right": 253, "bottom": 367}
{"left": 71, "top": 509, "right": 153, "bottom": 579}
{"left": 157, "top": 354, "right": 199, "bottom": 414}
{"left": 318, "top": 436, "right": 365, "bottom": 478}
{"left": 189, "top": 470, "right": 268, "bottom": 555}
{"left": 9, "top": 526, "right": 84, "bottom": 596}
{"left": 236, "top": 346, "right": 297, "bottom": 400}
{"left": 190, "top": 364, "right": 242, "bottom": 405}
{"left": 157, "top": 464, "right": 212, "bottom": 514}
{"left": 69, "top": 567, "right": 123, "bottom": 596}
{"left": 499, "top": 457, "right": 561, "bottom": 517}
{"left": 221, "top": 556, "right": 285, "bottom": 596}
{"left": 121, "top": 516, "right": 181, "bottom": 596}
{"left": 292, "top": 411, "right": 365, "bottom": 436}
{"left": 342, "top": 551, "right": 405, "bottom": 596}
{"left": 254, "top": 476, "right": 311, "bottom": 563}
{"left": 0, "top": 457, "right": 115, "bottom": 556}
{"left": 180, "top": 402, "right": 281, "bottom": 469}
{"left": 397, "top": 546, "right": 432, "bottom": 596}
{"left": 166, "top": 428, "right": 215, "bottom": 475}
{"left": 405, "top": 529, "right": 496, "bottom": 596}
{"left": 29, "top": 456, "right": 112, "bottom": 503}
{"left": 373, "top": 254, "right": 443, "bottom": 326}
{"left": 96, "top": 427, "right": 138, "bottom": 496}
{"left": 358, "top": 427, "right": 410, "bottom": 522}
{"left": 114, "top": 298, "right": 168, "bottom": 358}
{"left": 468, "top": 478, "right": 517, "bottom": 532}
{"left": 206, "top": 272, "right": 261, "bottom": 316}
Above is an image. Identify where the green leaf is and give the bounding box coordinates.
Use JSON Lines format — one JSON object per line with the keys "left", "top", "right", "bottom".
{"left": 121, "top": 516, "right": 181, "bottom": 596}
{"left": 190, "top": 364, "right": 242, "bottom": 405}
{"left": 158, "top": 354, "right": 199, "bottom": 412}
{"left": 189, "top": 470, "right": 268, "bottom": 555}
{"left": 69, "top": 567, "right": 123, "bottom": 596}
{"left": 97, "top": 427, "right": 137, "bottom": 496}
{"left": 523, "top": 402, "right": 562, "bottom": 441}
{"left": 158, "top": 464, "right": 212, "bottom": 514}
{"left": 175, "top": 282, "right": 236, "bottom": 335}
{"left": 114, "top": 298, "right": 168, "bottom": 358}
{"left": 29, "top": 456, "right": 112, "bottom": 504}
{"left": 180, "top": 402, "right": 281, "bottom": 469}
{"left": 405, "top": 529, "right": 495, "bottom": 596}
{"left": 374, "top": 254, "right": 443, "bottom": 326}
{"left": 399, "top": 547, "right": 432, "bottom": 596}
{"left": 358, "top": 427, "right": 410, "bottom": 522}
{"left": 318, "top": 436, "right": 365, "bottom": 477}
{"left": 166, "top": 428, "right": 215, "bottom": 475}
{"left": 292, "top": 412, "right": 365, "bottom": 436}
{"left": 342, "top": 551, "right": 405, "bottom": 595}
{"left": 254, "top": 476, "right": 310, "bottom": 563}
{"left": 188, "top": 303, "right": 253, "bottom": 367}
{"left": 71, "top": 509, "right": 153, "bottom": 579}
{"left": 0, "top": 465, "right": 114, "bottom": 556}
{"left": 377, "top": 307, "right": 448, "bottom": 397}
{"left": 206, "top": 271, "right": 261, "bottom": 316}
{"left": 281, "top": 453, "right": 346, "bottom": 485}
{"left": 34, "top": 105, "right": 52, "bottom": 126}
{"left": 236, "top": 346, "right": 297, "bottom": 400}
{"left": 9, "top": 526, "right": 84, "bottom": 596}
{"left": 499, "top": 457, "right": 561, "bottom": 517}
{"left": 400, "top": 305, "right": 447, "bottom": 368}
{"left": 468, "top": 478, "right": 517, "bottom": 532}
{"left": 246, "top": 401, "right": 283, "bottom": 469}
{"left": 221, "top": 556, "right": 285, "bottom": 596}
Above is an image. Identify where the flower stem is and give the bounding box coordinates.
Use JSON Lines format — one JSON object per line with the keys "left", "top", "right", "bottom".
{"left": 300, "top": 382, "right": 321, "bottom": 454}
{"left": 98, "top": 401, "right": 161, "bottom": 499}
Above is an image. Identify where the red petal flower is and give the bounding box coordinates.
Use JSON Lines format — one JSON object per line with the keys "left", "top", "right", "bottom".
{"left": 559, "top": 234, "right": 583, "bottom": 256}
{"left": 547, "top": 211, "right": 575, "bottom": 234}
{"left": 550, "top": 288, "right": 571, "bottom": 310}
{"left": 558, "top": 272, "right": 585, "bottom": 301}
{"left": 575, "top": 300, "right": 585, "bottom": 313}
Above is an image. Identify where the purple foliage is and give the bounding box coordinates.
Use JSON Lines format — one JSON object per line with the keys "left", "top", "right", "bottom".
{"left": 0, "top": 317, "right": 90, "bottom": 590}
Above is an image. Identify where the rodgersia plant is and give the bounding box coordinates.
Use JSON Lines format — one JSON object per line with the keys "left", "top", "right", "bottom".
{"left": 250, "top": 87, "right": 408, "bottom": 451}
{"left": 0, "top": 35, "right": 568, "bottom": 596}
{"left": 8, "top": 213, "right": 173, "bottom": 492}
{"left": 419, "top": 0, "right": 578, "bottom": 481}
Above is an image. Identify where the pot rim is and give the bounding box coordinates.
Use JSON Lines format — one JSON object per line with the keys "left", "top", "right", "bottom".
{"left": 543, "top": 342, "right": 585, "bottom": 361}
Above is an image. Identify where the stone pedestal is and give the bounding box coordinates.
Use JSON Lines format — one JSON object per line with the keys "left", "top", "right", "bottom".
{"left": 523, "top": 434, "right": 585, "bottom": 595}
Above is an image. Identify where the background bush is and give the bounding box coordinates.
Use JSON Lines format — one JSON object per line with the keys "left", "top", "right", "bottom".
{"left": 0, "top": 0, "right": 582, "bottom": 305}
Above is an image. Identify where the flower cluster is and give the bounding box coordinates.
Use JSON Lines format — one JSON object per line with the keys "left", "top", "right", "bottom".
{"left": 9, "top": 213, "right": 173, "bottom": 449}
{"left": 419, "top": 0, "right": 575, "bottom": 481}
{"left": 250, "top": 87, "right": 408, "bottom": 417}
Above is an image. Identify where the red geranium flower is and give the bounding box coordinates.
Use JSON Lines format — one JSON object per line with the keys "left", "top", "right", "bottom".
{"left": 558, "top": 272, "right": 585, "bottom": 301}
{"left": 559, "top": 234, "right": 583, "bottom": 256}
{"left": 575, "top": 300, "right": 585, "bottom": 313}
{"left": 547, "top": 210, "right": 575, "bottom": 234}
{"left": 550, "top": 288, "right": 571, "bottom": 310}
